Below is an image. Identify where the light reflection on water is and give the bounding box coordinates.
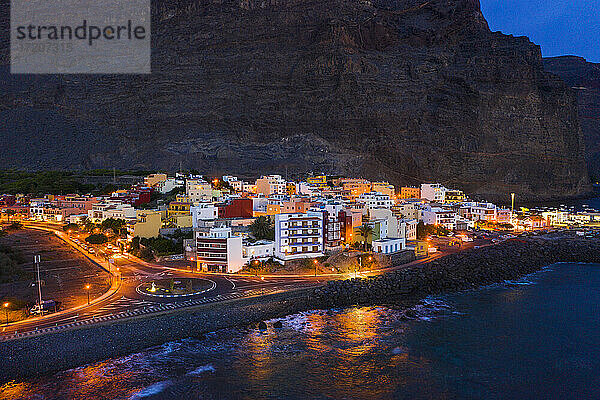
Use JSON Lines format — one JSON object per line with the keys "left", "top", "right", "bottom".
{"left": 1, "top": 306, "right": 440, "bottom": 400}
{"left": 3, "top": 263, "right": 599, "bottom": 400}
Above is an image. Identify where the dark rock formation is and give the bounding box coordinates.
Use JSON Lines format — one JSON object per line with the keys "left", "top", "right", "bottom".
{"left": 544, "top": 56, "right": 600, "bottom": 181}
{"left": 0, "top": 0, "right": 590, "bottom": 201}
{"left": 313, "top": 236, "right": 600, "bottom": 308}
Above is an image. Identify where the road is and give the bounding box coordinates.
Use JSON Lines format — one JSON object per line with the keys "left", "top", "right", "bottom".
{"left": 0, "top": 224, "right": 322, "bottom": 341}
{"left": 0, "top": 223, "right": 492, "bottom": 342}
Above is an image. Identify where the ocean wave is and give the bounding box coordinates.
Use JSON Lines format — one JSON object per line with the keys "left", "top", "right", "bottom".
{"left": 186, "top": 365, "right": 216, "bottom": 376}
{"left": 129, "top": 380, "right": 172, "bottom": 399}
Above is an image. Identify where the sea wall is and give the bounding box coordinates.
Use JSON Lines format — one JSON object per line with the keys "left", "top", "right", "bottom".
{"left": 1, "top": 237, "right": 599, "bottom": 382}
{"left": 312, "top": 237, "right": 600, "bottom": 308}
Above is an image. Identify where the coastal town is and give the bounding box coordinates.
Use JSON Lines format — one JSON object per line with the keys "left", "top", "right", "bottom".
{"left": 2, "top": 172, "right": 599, "bottom": 277}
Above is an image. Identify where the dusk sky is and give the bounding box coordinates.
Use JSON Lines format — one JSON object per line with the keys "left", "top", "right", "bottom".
{"left": 480, "top": 0, "right": 600, "bottom": 62}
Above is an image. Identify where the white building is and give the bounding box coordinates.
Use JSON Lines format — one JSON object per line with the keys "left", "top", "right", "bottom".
{"left": 296, "top": 182, "right": 322, "bottom": 196}
{"left": 392, "top": 201, "right": 421, "bottom": 220}
{"left": 87, "top": 201, "right": 136, "bottom": 223}
{"left": 372, "top": 237, "right": 405, "bottom": 254}
{"left": 421, "top": 183, "right": 447, "bottom": 203}
{"left": 274, "top": 212, "right": 324, "bottom": 262}
{"left": 421, "top": 207, "right": 457, "bottom": 230}
{"left": 157, "top": 178, "right": 183, "bottom": 194}
{"left": 399, "top": 218, "right": 418, "bottom": 241}
{"left": 357, "top": 192, "right": 393, "bottom": 212}
{"left": 195, "top": 227, "right": 245, "bottom": 273}
{"left": 243, "top": 240, "right": 275, "bottom": 261}
{"left": 191, "top": 203, "right": 219, "bottom": 227}
{"left": 463, "top": 202, "right": 497, "bottom": 222}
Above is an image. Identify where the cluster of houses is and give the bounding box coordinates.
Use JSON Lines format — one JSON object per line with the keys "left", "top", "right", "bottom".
{"left": 2, "top": 173, "right": 599, "bottom": 274}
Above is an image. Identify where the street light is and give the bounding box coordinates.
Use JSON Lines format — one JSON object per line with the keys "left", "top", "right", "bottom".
{"left": 314, "top": 259, "right": 318, "bottom": 277}
{"left": 3, "top": 302, "right": 9, "bottom": 325}
{"left": 85, "top": 284, "right": 91, "bottom": 305}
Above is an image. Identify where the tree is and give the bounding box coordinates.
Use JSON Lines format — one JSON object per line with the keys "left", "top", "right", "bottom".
{"left": 84, "top": 220, "right": 98, "bottom": 233}
{"left": 139, "top": 247, "right": 154, "bottom": 261}
{"left": 417, "top": 221, "right": 450, "bottom": 240}
{"left": 101, "top": 218, "right": 127, "bottom": 236}
{"left": 85, "top": 234, "right": 108, "bottom": 244}
{"left": 62, "top": 223, "right": 79, "bottom": 232}
{"left": 129, "top": 236, "right": 140, "bottom": 253}
{"left": 357, "top": 224, "right": 374, "bottom": 250}
{"left": 250, "top": 216, "right": 274, "bottom": 240}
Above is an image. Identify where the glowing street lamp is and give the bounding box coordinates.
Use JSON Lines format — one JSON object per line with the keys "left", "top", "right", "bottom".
{"left": 85, "top": 284, "right": 91, "bottom": 305}
{"left": 3, "top": 302, "right": 9, "bottom": 325}
{"left": 314, "top": 259, "right": 318, "bottom": 277}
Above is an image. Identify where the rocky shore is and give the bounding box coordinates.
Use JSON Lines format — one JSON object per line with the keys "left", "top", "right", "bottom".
{"left": 1, "top": 237, "right": 599, "bottom": 382}
{"left": 312, "top": 237, "right": 600, "bottom": 309}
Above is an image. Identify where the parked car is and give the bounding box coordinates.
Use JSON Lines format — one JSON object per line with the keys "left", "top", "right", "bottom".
{"left": 30, "top": 300, "right": 57, "bottom": 315}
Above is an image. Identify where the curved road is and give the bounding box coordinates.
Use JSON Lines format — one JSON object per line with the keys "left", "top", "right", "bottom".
{"left": 0, "top": 224, "right": 321, "bottom": 341}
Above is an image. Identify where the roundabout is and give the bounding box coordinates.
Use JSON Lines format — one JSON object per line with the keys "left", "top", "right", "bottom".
{"left": 136, "top": 278, "right": 216, "bottom": 298}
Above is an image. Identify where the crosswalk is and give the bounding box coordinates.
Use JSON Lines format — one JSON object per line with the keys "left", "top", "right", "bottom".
{"left": 0, "top": 285, "right": 312, "bottom": 342}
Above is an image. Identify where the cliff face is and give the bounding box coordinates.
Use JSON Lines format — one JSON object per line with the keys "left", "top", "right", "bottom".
{"left": 543, "top": 56, "right": 600, "bottom": 182}
{"left": 0, "top": 0, "right": 591, "bottom": 201}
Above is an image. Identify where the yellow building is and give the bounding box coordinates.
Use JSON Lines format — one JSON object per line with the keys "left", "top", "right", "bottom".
{"left": 133, "top": 210, "right": 162, "bottom": 238}
{"left": 171, "top": 214, "right": 193, "bottom": 228}
{"left": 444, "top": 189, "right": 465, "bottom": 203}
{"left": 306, "top": 175, "right": 328, "bottom": 189}
{"left": 167, "top": 201, "right": 192, "bottom": 218}
{"left": 144, "top": 173, "right": 168, "bottom": 187}
{"left": 400, "top": 186, "right": 421, "bottom": 199}
{"left": 286, "top": 182, "right": 297, "bottom": 196}
{"left": 371, "top": 182, "right": 395, "bottom": 197}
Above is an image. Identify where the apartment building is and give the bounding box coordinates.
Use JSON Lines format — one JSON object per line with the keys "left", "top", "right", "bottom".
{"left": 341, "top": 178, "right": 372, "bottom": 198}
{"left": 357, "top": 192, "right": 393, "bottom": 211}
{"left": 421, "top": 207, "right": 457, "bottom": 230}
{"left": 420, "top": 183, "right": 447, "bottom": 203}
{"left": 88, "top": 201, "right": 136, "bottom": 223}
{"left": 196, "top": 227, "right": 245, "bottom": 273}
{"left": 132, "top": 210, "right": 162, "bottom": 238}
{"left": 371, "top": 182, "right": 395, "bottom": 198}
{"left": 256, "top": 175, "right": 287, "bottom": 196}
{"left": 191, "top": 203, "right": 219, "bottom": 227}
{"left": 144, "top": 173, "right": 168, "bottom": 188}
{"left": 274, "top": 212, "right": 324, "bottom": 262}
{"left": 186, "top": 179, "right": 214, "bottom": 203}
{"left": 399, "top": 186, "right": 421, "bottom": 199}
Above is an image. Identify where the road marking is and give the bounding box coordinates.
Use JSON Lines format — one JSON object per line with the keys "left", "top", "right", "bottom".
{"left": 0, "top": 284, "right": 320, "bottom": 341}
{"left": 225, "top": 278, "right": 236, "bottom": 290}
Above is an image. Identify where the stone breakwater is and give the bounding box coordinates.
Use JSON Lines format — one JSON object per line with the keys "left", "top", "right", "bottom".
{"left": 1, "top": 237, "right": 599, "bottom": 382}
{"left": 312, "top": 238, "right": 600, "bottom": 308}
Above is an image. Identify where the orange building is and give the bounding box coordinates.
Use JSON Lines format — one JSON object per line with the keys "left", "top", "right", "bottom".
{"left": 341, "top": 178, "right": 372, "bottom": 198}
{"left": 400, "top": 186, "right": 421, "bottom": 199}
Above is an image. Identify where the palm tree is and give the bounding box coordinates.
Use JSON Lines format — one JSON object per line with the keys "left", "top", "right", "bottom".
{"left": 250, "top": 216, "right": 274, "bottom": 240}
{"left": 357, "top": 224, "right": 373, "bottom": 251}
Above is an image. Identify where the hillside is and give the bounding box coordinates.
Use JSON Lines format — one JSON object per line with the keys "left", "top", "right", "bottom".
{"left": 0, "top": 0, "right": 590, "bottom": 201}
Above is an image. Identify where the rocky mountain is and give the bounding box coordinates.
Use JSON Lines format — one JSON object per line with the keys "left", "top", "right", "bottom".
{"left": 543, "top": 56, "right": 600, "bottom": 182}
{"left": 0, "top": 0, "right": 591, "bottom": 201}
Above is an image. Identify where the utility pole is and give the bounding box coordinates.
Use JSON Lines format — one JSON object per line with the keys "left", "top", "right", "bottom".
{"left": 34, "top": 255, "right": 42, "bottom": 311}
{"left": 510, "top": 193, "right": 515, "bottom": 226}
